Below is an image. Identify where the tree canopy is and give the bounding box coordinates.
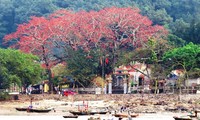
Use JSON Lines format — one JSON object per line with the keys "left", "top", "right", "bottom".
{"left": 0, "top": 0, "right": 200, "bottom": 48}
{"left": 163, "top": 43, "right": 200, "bottom": 78}
{"left": 0, "top": 1, "right": 199, "bottom": 89}
{"left": 0, "top": 48, "right": 43, "bottom": 89}
{"left": 3, "top": 7, "right": 167, "bottom": 85}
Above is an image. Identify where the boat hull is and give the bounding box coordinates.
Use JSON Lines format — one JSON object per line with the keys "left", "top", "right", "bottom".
{"left": 114, "top": 113, "right": 139, "bottom": 118}
{"left": 69, "top": 111, "right": 107, "bottom": 115}
{"left": 27, "top": 108, "right": 51, "bottom": 113}
{"left": 16, "top": 107, "right": 52, "bottom": 113}
{"left": 15, "top": 107, "right": 28, "bottom": 111}
{"left": 63, "top": 115, "right": 78, "bottom": 118}
{"left": 173, "top": 116, "right": 192, "bottom": 120}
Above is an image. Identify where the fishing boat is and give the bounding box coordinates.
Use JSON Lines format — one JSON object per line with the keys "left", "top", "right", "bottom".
{"left": 16, "top": 107, "right": 52, "bottom": 113}
{"left": 114, "top": 113, "right": 139, "bottom": 118}
{"left": 92, "top": 111, "right": 107, "bottom": 115}
{"left": 69, "top": 110, "right": 95, "bottom": 115}
{"left": 187, "top": 110, "right": 200, "bottom": 118}
{"left": 70, "top": 100, "right": 108, "bottom": 115}
{"left": 63, "top": 115, "right": 78, "bottom": 118}
{"left": 69, "top": 110, "right": 107, "bottom": 115}
{"left": 187, "top": 114, "right": 196, "bottom": 118}
{"left": 15, "top": 107, "right": 28, "bottom": 111}
{"left": 27, "top": 108, "right": 52, "bottom": 113}
{"left": 27, "top": 107, "right": 53, "bottom": 113}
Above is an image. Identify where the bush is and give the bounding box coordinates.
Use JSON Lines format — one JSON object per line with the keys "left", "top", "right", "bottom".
{"left": 0, "top": 92, "right": 10, "bottom": 101}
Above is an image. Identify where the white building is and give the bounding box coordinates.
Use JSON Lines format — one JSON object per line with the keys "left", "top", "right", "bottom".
{"left": 110, "top": 62, "right": 151, "bottom": 94}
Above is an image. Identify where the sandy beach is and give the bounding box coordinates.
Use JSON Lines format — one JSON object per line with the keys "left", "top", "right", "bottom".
{"left": 1, "top": 94, "right": 200, "bottom": 120}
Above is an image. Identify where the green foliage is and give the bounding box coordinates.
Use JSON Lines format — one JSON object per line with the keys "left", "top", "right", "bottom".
{"left": 115, "top": 51, "right": 137, "bottom": 67}
{"left": 0, "top": 92, "right": 9, "bottom": 101}
{"left": 54, "top": 0, "right": 136, "bottom": 11}
{"left": 12, "top": 0, "right": 57, "bottom": 22}
{"left": 167, "top": 34, "right": 186, "bottom": 47}
{"left": 0, "top": 0, "right": 57, "bottom": 47}
{"left": 115, "top": 38, "right": 167, "bottom": 66}
{"left": 150, "top": 51, "right": 158, "bottom": 63}
{"left": 133, "top": 0, "right": 200, "bottom": 44}
{"left": 146, "top": 8, "right": 173, "bottom": 25}
{"left": 51, "top": 64, "right": 68, "bottom": 86}
{"left": 65, "top": 49, "right": 100, "bottom": 86}
{"left": 184, "top": 20, "right": 200, "bottom": 44}
{"left": 169, "top": 19, "right": 190, "bottom": 38}
{"left": 0, "top": 48, "right": 43, "bottom": 89}
{"left": 163, "top": 43, "right": 200, "bottom": 73}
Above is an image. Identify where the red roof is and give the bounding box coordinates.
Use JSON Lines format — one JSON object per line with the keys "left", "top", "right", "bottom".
{"left": 139, "top": 74, "right": 145, "bottom": 78}
{"left": 125, "top": 65, "right": 132, "bottom": 69}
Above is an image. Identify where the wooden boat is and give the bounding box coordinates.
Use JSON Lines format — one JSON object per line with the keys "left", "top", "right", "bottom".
{"left": 69, "top": 110, "right": 107, "bottom": 115}
{"left": 187, "top": 110, "right": 200, "bottom": 118}
{"left": 173, "top": 116, "right": 192, "bottom": 120}
{"left": 16, "top": 107, "right": 52, "bottom": 113}
{"left": 15, "top": 107, "right": 28, "bottom": 111}
{"left": 69, "top": 110, "right": 95, "bottom": 115}
{"left": 27, "top": 108, "right": 52, "bottom": 113}
{"left": 114, "top": 113, "right": 139, "bottom": 118}
{"left": 187, "top": 114, "right": 196, "bottom": 118}
{"left": 92, "top": 111, "right": 107, "bottom": 115}
{"left": 63, "top": 115, "right": 78, "bottom": 118}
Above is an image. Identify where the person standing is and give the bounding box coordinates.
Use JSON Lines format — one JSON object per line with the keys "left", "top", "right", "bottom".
{"left": 40, "top": 84, "right": 43, "bottom": 94}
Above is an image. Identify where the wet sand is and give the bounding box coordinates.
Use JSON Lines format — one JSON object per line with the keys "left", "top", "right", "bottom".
{"left": 0, "top": 113, "right": 189, "bottom": 120}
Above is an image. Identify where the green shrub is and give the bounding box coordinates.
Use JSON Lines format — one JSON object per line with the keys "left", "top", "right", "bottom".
{"left": 0, "top": 92, "right": 10, "bottom": 101}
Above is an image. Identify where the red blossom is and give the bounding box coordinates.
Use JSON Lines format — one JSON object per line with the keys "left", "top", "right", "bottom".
{"left": 3, "top": 7, "right": 168, "bottom": 71}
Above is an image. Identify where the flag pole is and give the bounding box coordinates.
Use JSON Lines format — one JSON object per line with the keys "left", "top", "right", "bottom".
{"left": 102, "top": 54, "right": 104, "bottom": 94}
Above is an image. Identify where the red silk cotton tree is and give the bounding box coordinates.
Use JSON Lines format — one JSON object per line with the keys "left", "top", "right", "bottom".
{"left": 62, "top": 7, "right": 167, "bottom": 74}
{"left": 97, "top": 7, "right": 167, "bottom": 48}
{"left": 4, "top": 16, "right": 58, "bottom": 93}
{"left": 95, "top": 7, "right": 168, "bottom": 72}
{"left": 4, "top": 7, "right": 168, "bottom": 88}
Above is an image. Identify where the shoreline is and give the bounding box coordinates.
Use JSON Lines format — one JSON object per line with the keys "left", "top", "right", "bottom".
{"left": 1, "top": 94, "right": 200, "bottom": 119}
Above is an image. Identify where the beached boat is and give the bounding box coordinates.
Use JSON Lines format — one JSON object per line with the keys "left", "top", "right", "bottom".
{"left": 69, "top": 110, "right": 95, "bottom": 115}
{"left": 92, "top": 111, "right": 107, "bottom": 115}
{"left": 16, "top": 107, "right": 52, "bottom": 113}
{"left": 114, "top": 113, "right": 139, "bottom": 118}
{"left": 187, "top": 114, "right": 196, "bottom": 118}
{"left": 69, "top": 110, "right": 107, "bottom": 115}
{"left": 187, "top": 110, "right": 200, "bottom": 118}
{"left": 63, "top": 115, "right": 78, "bottom": 118}
{"left": 173, "top": 116, "right": 192, "bottom": 120}
{"left": 15, "top": 107, "right": 28, "bottom": 111}
{"left": 27, "top": 108, "right": 52, "bottom": 113}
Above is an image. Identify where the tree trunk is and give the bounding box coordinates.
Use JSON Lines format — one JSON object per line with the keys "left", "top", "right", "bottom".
{"left": 178, "top": 78, "right": 182, "bottom": 101}
{"left": 42, "top": 45, "right": 53, "bottom": 94}
{"left": 47, "top": 68, "right": 53, "bottom": 94}
{"left": 154, "top": 79, "right": 158, "bottom": 95}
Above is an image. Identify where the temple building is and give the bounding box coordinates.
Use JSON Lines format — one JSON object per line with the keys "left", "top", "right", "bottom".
{"left": 105, "top": 62, "right": 151, "bottom": 94}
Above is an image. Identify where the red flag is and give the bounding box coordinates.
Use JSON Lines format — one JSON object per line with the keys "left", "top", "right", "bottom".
{"left": 105, "top": 58, "right": 109, "bottom": 64}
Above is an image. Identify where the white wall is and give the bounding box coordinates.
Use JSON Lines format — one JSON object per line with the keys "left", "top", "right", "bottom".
{"left": 185, "top": 78, "right": 200, "bottom": 86}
